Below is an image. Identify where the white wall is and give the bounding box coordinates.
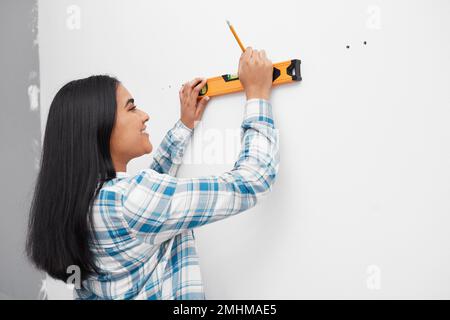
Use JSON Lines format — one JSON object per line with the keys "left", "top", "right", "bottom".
{"left": 38, "top": 0, "right": 450, "bottom": 299}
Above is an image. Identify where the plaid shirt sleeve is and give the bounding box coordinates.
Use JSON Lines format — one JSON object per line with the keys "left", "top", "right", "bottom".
{"left": 149, "top": 119, "right": 193, "bottom": 176}
{"left": 122, "top": 99, "right": 279, "bottom": 245}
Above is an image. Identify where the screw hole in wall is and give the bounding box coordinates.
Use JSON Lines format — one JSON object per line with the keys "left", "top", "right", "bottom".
{"left": 346, "top": 41, "right": 367, "bottom": 49}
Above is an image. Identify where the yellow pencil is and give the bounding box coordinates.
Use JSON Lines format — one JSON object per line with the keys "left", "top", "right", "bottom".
{"left": 226, "top": 20, "right": 246, "bottom": 52}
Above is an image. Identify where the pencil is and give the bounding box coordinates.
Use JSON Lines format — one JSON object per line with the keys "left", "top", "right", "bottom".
{"left": 226, "top": 20, "right": 246, "bottom": 52}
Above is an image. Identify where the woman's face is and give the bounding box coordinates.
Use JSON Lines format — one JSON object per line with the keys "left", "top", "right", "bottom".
{"left": 110, "top": 83, "right": 152, "bottom": 168}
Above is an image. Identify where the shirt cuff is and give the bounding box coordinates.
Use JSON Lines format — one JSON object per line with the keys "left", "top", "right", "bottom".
{"left": 244, "top": 98, "right": 274, "bottom": 124}
{"left": 173, "top": 119, "right": 193, "bottom": 140}
{"left": 246, "top": 98, "right": 271, "bottom": 104}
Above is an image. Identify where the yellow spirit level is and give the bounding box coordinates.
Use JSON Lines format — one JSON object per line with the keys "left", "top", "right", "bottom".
{"left": 199, "top": 59, "right": 301, "bottom": 98}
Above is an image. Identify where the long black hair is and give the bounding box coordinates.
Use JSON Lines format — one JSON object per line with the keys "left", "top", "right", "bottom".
{"left": 26, "top": 75, "right": 119, "bottom": 282}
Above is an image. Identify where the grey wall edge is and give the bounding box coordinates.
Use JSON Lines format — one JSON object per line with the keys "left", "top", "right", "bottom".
{"left": 0, "top": 0, "right": 44, "bottom": 299}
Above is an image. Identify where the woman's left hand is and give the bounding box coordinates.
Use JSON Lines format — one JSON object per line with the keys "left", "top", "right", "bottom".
{"left": 179, "top": 77, "right": 210, "bottom": 129}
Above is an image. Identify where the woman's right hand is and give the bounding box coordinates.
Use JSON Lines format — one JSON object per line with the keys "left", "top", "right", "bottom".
{"left": 238, "top": 47, "right": 273, "bottom": 100}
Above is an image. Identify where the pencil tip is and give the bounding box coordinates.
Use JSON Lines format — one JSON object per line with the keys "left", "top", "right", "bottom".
{"left": 226, "top": 20, "right": 231, "bottom": 26}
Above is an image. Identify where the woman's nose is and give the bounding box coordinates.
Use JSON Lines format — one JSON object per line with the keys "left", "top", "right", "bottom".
{"left": 142, "top": 111, "right": 149, "bottom": 122}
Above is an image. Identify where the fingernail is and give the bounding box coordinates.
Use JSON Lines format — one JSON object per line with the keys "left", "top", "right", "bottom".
{"left": 205, "top": 96, "right": 210, "bottom": 101}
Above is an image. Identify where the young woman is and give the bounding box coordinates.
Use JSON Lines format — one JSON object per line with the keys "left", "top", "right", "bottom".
{"left": 26, "top": 47, "right": 279, "bottom": 299}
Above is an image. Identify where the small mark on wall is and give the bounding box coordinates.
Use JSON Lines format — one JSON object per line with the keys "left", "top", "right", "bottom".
{"left": 346, "top": 41, "right": 368, "bottom": 49}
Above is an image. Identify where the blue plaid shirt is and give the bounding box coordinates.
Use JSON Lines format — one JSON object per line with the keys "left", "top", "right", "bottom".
{"left": 74, "top": 99, "right": 279, "bottom": 299}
